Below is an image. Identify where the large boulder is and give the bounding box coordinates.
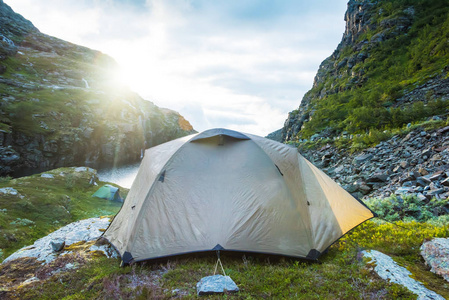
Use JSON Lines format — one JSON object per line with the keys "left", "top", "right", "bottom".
{"left": 421, "top": 238, "right": 449, "bottom": 283}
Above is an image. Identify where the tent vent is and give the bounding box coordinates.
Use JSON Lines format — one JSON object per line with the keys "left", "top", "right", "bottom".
{"left": 307, "top": 201, "right": 310, "bottom": 206}
{"left": 131, "top": 205, "right": 135, "bottom": 210}
{"left": 212, "top": 244, "right": 225, "bottom": 251}
{"left": 218, "top": 135, "right": 224, "bottom": 146}
{"left": 275, "top": 164, "right": 283, "bottom": 176}
{"left": 159, "top": 170, "right": 166, "bottom": 182}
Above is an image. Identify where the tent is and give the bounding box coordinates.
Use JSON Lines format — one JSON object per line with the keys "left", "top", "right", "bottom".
{"left": 92, "top": 184, "right": 122, "bottom": 202}
{"left": 103, "top": 128, "right": 374, "bottom": 264}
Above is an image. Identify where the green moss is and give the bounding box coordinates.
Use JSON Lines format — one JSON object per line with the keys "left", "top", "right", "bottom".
{"left": 0, "top": 167, "right": 123, "bottom": 260}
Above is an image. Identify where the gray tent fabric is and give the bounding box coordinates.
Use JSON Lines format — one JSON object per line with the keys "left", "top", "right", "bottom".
{"left": 103, "top": 128, "right": 374, "bottom": 263}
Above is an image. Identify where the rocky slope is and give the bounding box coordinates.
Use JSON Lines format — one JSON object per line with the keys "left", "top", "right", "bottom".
{"left": 299, "top": 123, "right": 449, "bottom": 207}
{"left": 0, "top": 0, "right": 194, "bottom": 176}
{"left": 279, "top": 0, "right": 449, "bottom": 142}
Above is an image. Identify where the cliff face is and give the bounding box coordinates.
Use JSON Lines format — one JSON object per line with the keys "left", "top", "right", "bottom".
{"left": 0, "top": 0, "right": 194, "bottom": 176}
{"left": 280, "top": 0, "right": 449, "bottom": 142}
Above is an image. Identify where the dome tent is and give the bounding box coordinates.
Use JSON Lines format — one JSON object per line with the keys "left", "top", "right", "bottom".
{"left": 103, "top": 128, "right": 374, "bottom": 264}
{"left": 92, "top": 184, "right": 122, "bottom": 202}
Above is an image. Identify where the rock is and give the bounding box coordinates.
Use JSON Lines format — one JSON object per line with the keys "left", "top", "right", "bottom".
{"left": 0, "top": 187, "right": 18, "bottom": 195}
{"left": 367, "top": 173, "right": 389, "bottom": 182}
{"left": 393, "top": 165, "right": 402, "bottom": 173}
{"left": 441, "top": 178, "right": 449, "bottom": 187}
{"left": 74, "top": 167, "right": 95, "bottom": 173}
{"left": 416, "top": 193, "right": 427, "bottom": 202}
{"left": 41, "top": 173, "right": 54, "bottom": 179}
{"left": 399, "top": 161, "right": 409, "bottom": 168}
{"left": 89, "top": 244, "right": 119, "bottom": 259}
{"left": 417, "top": 176, "right": 431, "bottom": 186}
{"left": 197, "top": 275, "right": 239, "bottom": 296}
{"left": 421, "top": 238, "right": 449, "bottom": 283}
{"left": 363, "top": 250, "right": 444, "bottom": 299}
{"left": 50, "top": 239, "right": 65, "bottom": 252}
{"left": 358, "top": 183, "right": 372, "bottom": 195}
{"left": 429, "top": 173, "right": 444, "bottom": 182}
{"left": 437, "top": 126, "right": 449, "bottom": 135}
{"left": 353, "top": 154, "right": 373, "bottom": 165}
{"left": 3, "top": 217, "right": 111, "bottom": 264}
{"left": 418, "top": 167, "right": 429, "bottom": 176}
{"left": 427, "top": 188, "right": 445, "bottom": 196}
{"left": 344, "top": 184, "right": 358, "bottom": 193}
{"left": 395, "top": 187, "right": 413, "bottom": 195}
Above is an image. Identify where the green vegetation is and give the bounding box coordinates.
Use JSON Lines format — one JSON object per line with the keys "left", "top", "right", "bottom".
{"left": 297, "top": 0, "right": 449, "bottom": 140}
{"left": 0, "top": 168, "right": 124, "bottom": 260}
{"left": 366, "top": 194, "right": 449, "bottom": 223}
{"left": 297, "top": 117, "right": 449, "bottom": 152}
{"left": 4, "top": 218, "right": 448, "bottom": 299}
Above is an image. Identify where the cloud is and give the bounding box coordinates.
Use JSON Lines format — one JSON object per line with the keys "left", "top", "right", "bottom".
{"left": 6, "top": 0, "right": 348, "bottom": 136}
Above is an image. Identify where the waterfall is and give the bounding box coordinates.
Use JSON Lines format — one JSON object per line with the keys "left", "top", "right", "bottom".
{"left": 82, "top": 78, "right": 90, "bottom": 89}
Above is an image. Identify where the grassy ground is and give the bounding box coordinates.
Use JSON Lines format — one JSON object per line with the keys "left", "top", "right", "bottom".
{"left": 1, "top": 219, "right": 447, "bottom": 299}
{"left": 0, "top": 167, "right": 124, "bottom": 260}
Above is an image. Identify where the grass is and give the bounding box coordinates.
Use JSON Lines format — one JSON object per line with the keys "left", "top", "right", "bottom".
{"left": 0, "top": 167, "right": 125, "bottom": 260}
{"left": 5, "top": 218, "right": 449, "bottom": 299}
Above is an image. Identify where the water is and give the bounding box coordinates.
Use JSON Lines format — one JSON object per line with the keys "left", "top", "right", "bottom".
{"left": 97, "top": 162, "right": 141, "bottom": 189}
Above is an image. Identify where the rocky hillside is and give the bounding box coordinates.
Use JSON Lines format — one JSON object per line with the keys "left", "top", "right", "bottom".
{"left": 300, "top": 123, "right": 449, "bottom": 201}
{"left": 279, "top": 0, "right": 449, "bottom": 142}
{"left": 0, "top": 0, "right": 194, "bottom": 176}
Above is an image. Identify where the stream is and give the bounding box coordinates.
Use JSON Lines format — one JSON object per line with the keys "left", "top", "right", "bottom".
{"left": 97, "top": 162, "right": 141, "bottom": 189}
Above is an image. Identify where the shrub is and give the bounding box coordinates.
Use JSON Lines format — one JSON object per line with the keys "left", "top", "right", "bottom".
{"left": 365, "top": 194, "right": 448, "bottom": 222}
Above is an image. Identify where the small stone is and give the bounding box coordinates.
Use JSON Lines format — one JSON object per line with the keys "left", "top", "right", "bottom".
{"left": 197, "top": 275, "right": 239, "bottom": 296}
{"left": 50, "top": 239, "right": 65, "bottom": 252}
{"left": 399, "top": 161, "right": 409, "bottom": 168}
{"left": 416, "top": 178, "right": 430, "bottom": 187}
{"left": 437, "top": 126, "right": 449, "bottom": 135}
{"left": 41, "top": 173, "right": 54, "bottom": 179}
{"left": 430, "top": 154, "right": 442, "bottom": 161}
{"left": 353, "top": 154, "right": 373, "bottom": 165}
{"left": 0, "top": 187, "right": 19, "bottom": 195}
{"left": 441, "top": 178, "right": 449, "bottom": 187}
{"left": 368, "top": 174, "right": 389, "bottom": 182}
{"left": 395, "top": 187, "right": 413, "bottom": 195}
{"left": 358, "top": 184, "right": 372, "bottom": 195}
{"left": 418, "top": 167, "right": 429, "bottom": 176}
{"left": 428, "top": 188, "right": 445, "bottom": 196}
{"left": 344, "top": 184, "right": 358, "bottom": 193}
{"left": 429, "top": 173, "right": 444, "bottom": 182}
{"left": 393, "top": 165, "right": 402, "bottom": 173}
{"left": 401, "top": 181, "right": 414, "bottom": 187}
{"left": 416, "top": 193, "right": 427, "bottom": 201}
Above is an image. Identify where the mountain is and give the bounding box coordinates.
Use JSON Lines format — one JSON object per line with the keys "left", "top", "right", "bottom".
{"left": 279, "top": 0, "right": 449, "bottom": 143}
{"left": 0, "top": 0, "right": 194, "bottom": 176}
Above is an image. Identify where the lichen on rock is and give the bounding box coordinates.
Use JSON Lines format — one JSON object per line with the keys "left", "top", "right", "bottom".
{"left": 421, "top": 238, "right": 449, "bottom": 283}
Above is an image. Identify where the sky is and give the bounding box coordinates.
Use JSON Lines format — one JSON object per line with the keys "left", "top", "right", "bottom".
{"left": 7, "top": 0, "right": 348, "bottom": 136}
